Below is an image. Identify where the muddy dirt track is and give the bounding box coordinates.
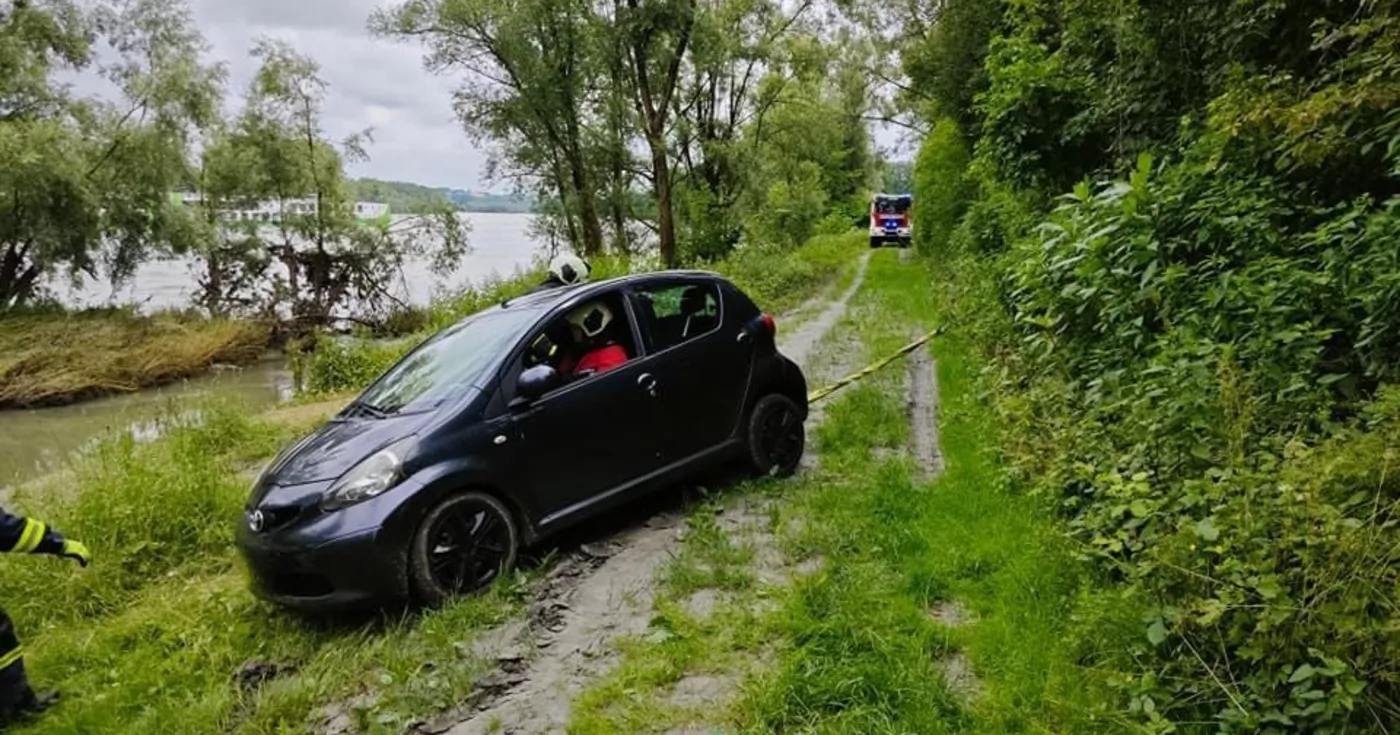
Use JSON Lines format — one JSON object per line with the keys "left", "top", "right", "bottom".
{"left": 350, "top": 254, "right": 878, "bottom": 735}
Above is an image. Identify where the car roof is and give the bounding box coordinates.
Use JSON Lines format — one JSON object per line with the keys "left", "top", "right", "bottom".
{"left": 497, "top": 269, "right": 728, "bottom": 311}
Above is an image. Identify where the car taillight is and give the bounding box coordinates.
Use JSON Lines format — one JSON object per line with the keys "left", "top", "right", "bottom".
{"left": 762, "top": 314, "right": 776, "bottom": 336}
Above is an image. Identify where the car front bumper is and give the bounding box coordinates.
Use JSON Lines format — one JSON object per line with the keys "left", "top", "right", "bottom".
{"left": 235, "top": 478, "right": 424, "bottom": 611}
{"left": 236, "top": 524, "right": 411, "bottom": 611}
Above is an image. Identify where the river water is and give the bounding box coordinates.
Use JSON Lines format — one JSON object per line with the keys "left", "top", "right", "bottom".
{"left": 0, "top": 212, "right": 544, "bottom": 488}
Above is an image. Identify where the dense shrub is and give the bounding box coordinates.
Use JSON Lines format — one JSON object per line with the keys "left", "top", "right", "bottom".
{"left": 911, "top": 118, "right": 973, "bottom": 258}
{"left": 745, "top": 162, "right": 830, "bottom": 248}
{"left": 908, "top": 0, "right": 1400, "bottom": 731}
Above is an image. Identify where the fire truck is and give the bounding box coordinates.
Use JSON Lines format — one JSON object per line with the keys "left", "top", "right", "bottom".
{"left": 869, "top": 193, "right": 912, "bottom": 248}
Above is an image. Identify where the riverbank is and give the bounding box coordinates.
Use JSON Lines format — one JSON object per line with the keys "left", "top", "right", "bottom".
{"left": 0, "top": 310, "right": 271, "bottom": 409}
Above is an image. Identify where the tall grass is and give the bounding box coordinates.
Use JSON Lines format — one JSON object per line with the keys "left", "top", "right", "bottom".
{"left": 735, "top": 252, "right": 1105, "bottom": 733}
{"left": 1, "top": 401, "right": 528, "bottom": 734}
{"left": 564, "top": 251, "right": 1111, "bottom": 734}
{"left": 0, "top": 310, "right": 269, "bottom": 408}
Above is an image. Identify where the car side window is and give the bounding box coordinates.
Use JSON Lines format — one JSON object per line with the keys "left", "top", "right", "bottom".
{"left": 632, "top": 282, "right": 722, "bottom": 353}
{"left": 504, "top": 290, "right": 638, "bottom": 404}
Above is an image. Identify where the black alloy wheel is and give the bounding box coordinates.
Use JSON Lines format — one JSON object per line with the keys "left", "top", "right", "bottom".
{"left": 747, "top": 393, "right": 806, "bottom": 478}
{"left": 410, "top": 492, "right": 519, "bottom": 606}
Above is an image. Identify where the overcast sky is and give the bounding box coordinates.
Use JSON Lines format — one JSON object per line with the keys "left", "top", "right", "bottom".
{"left": 187, "top": 0, "right": 488, "bottom": 191}
{"left": 142, "top": 0, "right": 905, "bottom": 192}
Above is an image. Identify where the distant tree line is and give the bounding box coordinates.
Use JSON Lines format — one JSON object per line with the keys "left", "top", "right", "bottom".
{"left": 347, "top": 179, "right": 535, "bottom": 214}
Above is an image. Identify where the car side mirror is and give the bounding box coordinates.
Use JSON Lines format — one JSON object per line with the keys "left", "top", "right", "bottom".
{"left": 516, "top": 364, "right": 561, "bottom": 404}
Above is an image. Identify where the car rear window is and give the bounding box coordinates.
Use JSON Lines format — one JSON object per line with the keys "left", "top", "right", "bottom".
{"left": 632, "top": 282, "right": 722, "bottom": 353}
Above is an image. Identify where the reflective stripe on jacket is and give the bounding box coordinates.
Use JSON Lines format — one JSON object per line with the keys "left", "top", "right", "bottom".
{"left": 0, "top": 509, "right": 64, "bottom": 556}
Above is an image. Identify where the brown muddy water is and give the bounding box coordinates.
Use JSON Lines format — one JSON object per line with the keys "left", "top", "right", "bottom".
{"left": 0, "top": 356, "right": 294, "bottom": 489}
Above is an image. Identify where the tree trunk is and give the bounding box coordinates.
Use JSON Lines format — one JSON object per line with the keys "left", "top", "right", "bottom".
{"left": 0, "top": 243, "right": 37, "bottom": 310}
{"left": 565, "top": 147, "right": 606, "bottom": 256}
{"left": 648, "top": 131, "right": 678, "bottom": 268}
{"left": 550, "top": 158, "right": 583, "bottom": 248}
{"left": 625, "top": 0, "right": 694, "bottom": 269}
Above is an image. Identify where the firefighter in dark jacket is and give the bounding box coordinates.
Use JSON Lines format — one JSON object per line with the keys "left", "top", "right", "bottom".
{"left": 0, "top": 508, "right": 90, "bottom": 727}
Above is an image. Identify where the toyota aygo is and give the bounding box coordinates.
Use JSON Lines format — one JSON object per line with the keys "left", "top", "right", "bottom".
{"left": 236, "top": 271, "right": 808, "bottom": 610}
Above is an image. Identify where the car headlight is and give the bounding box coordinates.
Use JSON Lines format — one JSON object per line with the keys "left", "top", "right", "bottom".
{"left": 321, "top": 437, "right": 418, "bottom": 512}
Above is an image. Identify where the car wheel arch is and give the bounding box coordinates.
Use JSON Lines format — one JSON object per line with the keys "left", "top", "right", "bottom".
{"left": 394, "top": 462, "right": 539, "bottom": 546}
{"left": 751, "top": 360, "right": 808, "bottom": 421}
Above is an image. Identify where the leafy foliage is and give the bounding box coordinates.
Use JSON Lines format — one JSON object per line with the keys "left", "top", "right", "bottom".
{"left": 0, "top": 0, "right": 224, "bottom": 310}
{"left": 185, "top": 40, "right": 469, "bottom": 327}
{"left": 911, "top": 117, "right": 971, "bottom": 257}
{"left": 903, "top": 0, "right": 1400, "bottom": 731}
{"left": 377, "top": 0, "right": 873, "bottom": 265}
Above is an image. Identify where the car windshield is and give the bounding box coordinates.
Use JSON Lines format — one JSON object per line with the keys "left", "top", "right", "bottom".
{"left": 355, "top": 307, "right": 541, "bottom": 414}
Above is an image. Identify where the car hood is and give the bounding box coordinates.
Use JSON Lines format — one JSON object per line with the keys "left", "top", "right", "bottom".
{"left": 253, "top": 411, "right": 429, "bottom": 495}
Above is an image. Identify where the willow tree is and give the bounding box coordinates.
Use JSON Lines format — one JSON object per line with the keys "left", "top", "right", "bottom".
{"left": 0, "top": 0, "right": 223, "bottom": 310}
{"left": 373, "top": 0, "right": 608, "bottom": 257}
{"left": 670, "top": 0, "right": 812, "bottom": 260}
{"left": 188, "top": 40, "right": 468, "bottom": 327}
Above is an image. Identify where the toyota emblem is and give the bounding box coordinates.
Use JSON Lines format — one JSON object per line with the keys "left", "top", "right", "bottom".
{"left": 248, "top": 509, "right": 265, "bottom": 533}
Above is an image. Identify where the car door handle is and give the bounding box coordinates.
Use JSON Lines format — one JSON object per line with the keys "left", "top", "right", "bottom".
{"left": 637, "top": 373, "right": 658, "bottom": 397}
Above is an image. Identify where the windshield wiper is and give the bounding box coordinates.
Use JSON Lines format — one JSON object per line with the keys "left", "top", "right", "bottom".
{"left": 343, "top": 400, "right": 391, "bottom": 420}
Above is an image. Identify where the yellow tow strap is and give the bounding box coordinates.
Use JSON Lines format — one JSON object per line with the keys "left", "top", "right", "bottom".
{"left": 806, "top": 326, "right": 947, "bottom": 405}
{"left": 0, "top": 645, "right": 23, "bottom": 671}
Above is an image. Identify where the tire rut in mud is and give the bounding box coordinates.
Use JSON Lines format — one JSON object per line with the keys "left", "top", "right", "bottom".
{"left": 907, "top": 335, "right": 944, "bottom": 480}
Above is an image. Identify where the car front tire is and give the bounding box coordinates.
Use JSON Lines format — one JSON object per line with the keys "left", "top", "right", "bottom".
{"left": 409, "top": 491, "right": 519, "bottom": 606}
{"left": 869, "top": 236, "right": 882, "bottom": 249}
{"left": 747, "top": 394, "right": 806, "bottom": 478}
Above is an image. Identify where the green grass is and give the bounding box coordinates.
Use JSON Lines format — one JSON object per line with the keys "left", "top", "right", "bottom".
{"left": 0, "top": 236, "right": 868, "bottom": 735}
{"left": 713, "top": 232, "right": 867, "bottom": 317}
{"left": 567, "top": 251, "right": 1121, "bottom": 734}
{"left": 1, "top": 401, "right": 535, "bottom": 735}
{"left": 0, "top": 309, "right": 270, "bottom": 408}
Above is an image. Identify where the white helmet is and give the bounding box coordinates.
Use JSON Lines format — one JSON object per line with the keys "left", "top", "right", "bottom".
{"left": 548, "top": 253, "right": 590, "bottom": 286}
{"left": 567, "top": 301, "right": 614, "bottom": 338}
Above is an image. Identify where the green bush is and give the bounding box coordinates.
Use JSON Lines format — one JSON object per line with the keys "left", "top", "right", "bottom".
{"left": 745, "top": 162, "right": 830, "bottom": 248}
{"left": 915, "top": 4, "right": 1400, "bottom": 729}
{"left": 911, "top": 118, "right": 973, "bottom": 258}
{"left": 713, "top": 232, "right": 862, "bottom": 314}
{"left": 976, "top": 152, "right": 1400, "bottom": 731}
{"left": 297, "top": 334, "right": 415, "bottom": 395}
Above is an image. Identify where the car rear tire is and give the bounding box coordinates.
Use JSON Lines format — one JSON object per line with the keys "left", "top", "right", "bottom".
{"left": 747, "top": 394, "right": 805, "bottom": 478}
{"left": 409, "top": 491, "right": 519, "bottom": 606}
